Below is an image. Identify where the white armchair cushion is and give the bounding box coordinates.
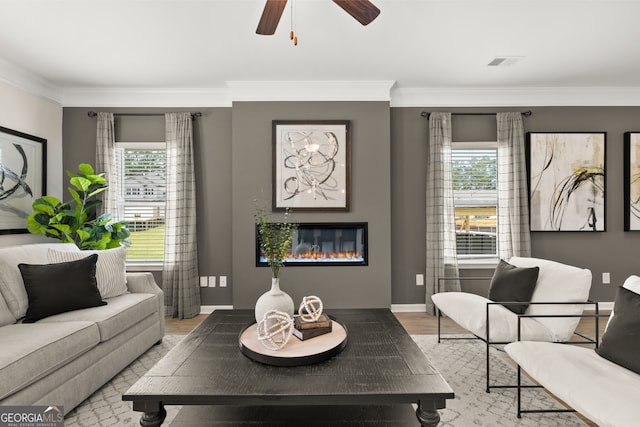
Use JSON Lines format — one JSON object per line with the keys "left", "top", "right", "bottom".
{"left": 505, "top": 341, "right": 640, "bottom": 427}
{"left": 431, "top": 292, "right": 553, "bottom": 342}
{"left": 509, "top": 256, "right": 592, "bottom": 341}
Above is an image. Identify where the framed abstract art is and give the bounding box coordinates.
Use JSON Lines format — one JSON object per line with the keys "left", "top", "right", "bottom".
{"left": 0, "top": 126, "right": 47, "bottom": 234}
{"left": 527, "top": 132, "right": 606, "bottom": 232}
{"left": 624, "top": 132, "right": 640, "bottom": 231}
{"left": 272, "top": 120, "right": 350, "bottom": 211}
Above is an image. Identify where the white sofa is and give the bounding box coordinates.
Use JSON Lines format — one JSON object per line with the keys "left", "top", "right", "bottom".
{"left": 0, "top": 243, "right": 164, "bottom": 414}
{"left": 505, "top": 276, "right": 640, "bottom": 427}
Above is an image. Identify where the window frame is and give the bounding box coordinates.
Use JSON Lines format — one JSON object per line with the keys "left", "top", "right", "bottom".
{"left": 115, "top": 141, "right": 167, "bottom": 270}
{"left": 451, "top": 141, "right": 499, "bottom": 267}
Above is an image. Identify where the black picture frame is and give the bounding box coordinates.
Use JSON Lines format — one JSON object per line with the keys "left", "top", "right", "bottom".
{"left": 526, "top": 132, "right": 606, "bottom": 232}
{"left": 272, "top": 120, "right": 350, "bottom": 211}
{"left": 624, "top": 132, "right": 640, "bottom": 231}
{"left": 0, "top": 126, "right": 47, "bottom": 235}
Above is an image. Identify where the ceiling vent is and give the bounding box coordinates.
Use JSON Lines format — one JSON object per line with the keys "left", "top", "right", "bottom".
{"left": 488, "top": 56, "right": 523, "bottom": 67}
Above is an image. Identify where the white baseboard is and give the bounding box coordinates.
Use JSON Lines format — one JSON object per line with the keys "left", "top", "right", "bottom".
{"left": 597, "top": 302, "right": 614, "bottom": 311}
{"left": 200, "top": 305, "right": 233, "bottom": 314}
{"left": 390, "top": 304, "right": 426, "bottom": 312}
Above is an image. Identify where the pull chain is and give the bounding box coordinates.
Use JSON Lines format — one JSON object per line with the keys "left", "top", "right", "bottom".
{"left": 290, "top": 0, "right": 298, "bottom": 46}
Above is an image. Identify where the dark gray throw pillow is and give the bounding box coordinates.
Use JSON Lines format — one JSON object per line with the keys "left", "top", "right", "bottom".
{"left": 488, "top": 259, "right": 540, "bottom": 315}
{"left": 595, "top": 286, "right": 640, "bottom": 375}
{"left": 18, "top": 254, "right": 106, "bottom": 323}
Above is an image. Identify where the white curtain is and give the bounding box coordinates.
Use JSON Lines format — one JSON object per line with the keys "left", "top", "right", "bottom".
{"left": 426, "top": 112, "right": 460, "bottom": 314}
{"left": 163, "top": 112, "right": 200, "bottom": 319}
{"left": 497, "top": 112, "right": 531, "bottom": 259}
{"left": 95, "top": 112, "right": 120, "bottom": 218}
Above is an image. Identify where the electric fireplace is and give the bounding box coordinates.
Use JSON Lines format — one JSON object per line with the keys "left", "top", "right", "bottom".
{"left": 256, "top": 222, "right": 368, "bottom": 267}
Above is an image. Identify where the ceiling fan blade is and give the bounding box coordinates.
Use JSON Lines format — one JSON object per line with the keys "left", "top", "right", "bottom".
{"left": 256, "top": 0, "right": 288, "bottom": 35}
{"left": 332, "top": 0, "right": 380, "bottom": 26}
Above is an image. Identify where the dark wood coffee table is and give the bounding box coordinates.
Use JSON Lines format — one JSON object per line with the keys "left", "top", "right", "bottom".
{"left": 123, "top": 309, "right": 454, "bottom": 426}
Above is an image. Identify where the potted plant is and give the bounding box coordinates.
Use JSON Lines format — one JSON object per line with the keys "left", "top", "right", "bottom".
{"left": 27, "top": 163, "right": 130, "bottom": 249}
{"left": 254, "top": 205, "right": 297, "bottom": 322}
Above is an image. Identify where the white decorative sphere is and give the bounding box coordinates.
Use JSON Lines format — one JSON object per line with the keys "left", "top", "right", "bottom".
{"left": 256, "top": 309, "right": 294, "bottom": 351}
{"left": 298, "top": 295, "right": 323, "bottom": 322}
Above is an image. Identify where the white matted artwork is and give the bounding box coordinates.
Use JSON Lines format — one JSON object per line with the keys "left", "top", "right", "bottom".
{"left": 527, "top": 132, "right": 606, "bottom": 231}
{"left": 272, "top": 120, "right": 350, "bottom": 211}
{"left": 624, "top": 132, "right": 640, "bottom": 231}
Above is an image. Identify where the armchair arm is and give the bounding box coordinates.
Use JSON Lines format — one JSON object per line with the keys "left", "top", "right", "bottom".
{"left": 511, "top": 301, "right": 608, "bottom": 347}
{"left": 485, "top": 300, "right": 603, "bottom": 346}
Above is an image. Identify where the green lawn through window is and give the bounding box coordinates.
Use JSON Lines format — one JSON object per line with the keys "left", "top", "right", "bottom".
{"left": 126, "top": 225, "right": 165, "bottom": 260}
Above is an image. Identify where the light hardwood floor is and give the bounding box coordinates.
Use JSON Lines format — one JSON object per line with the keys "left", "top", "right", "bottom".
{"left": 165, "top": 310, "right": 607, "bottom": 337}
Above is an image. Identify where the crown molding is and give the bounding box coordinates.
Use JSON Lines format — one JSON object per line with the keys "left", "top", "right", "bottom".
{"left": 0, "top": 58, "right": 62, "bottom": 105}
{"left": 390, "top": 86, "right": 640, "bottom": 107}
{"left": 61, "top": 87, "right": 232, "bottom": 107}
{"left": 227, "top": 80, "right": 396, "bottom": 102}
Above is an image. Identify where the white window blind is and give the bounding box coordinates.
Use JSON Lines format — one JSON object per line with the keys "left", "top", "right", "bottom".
{"left": 115, "top": 143, "right": 166, "bottom": 263}
{"left": 452, "top": 143, "right": 498, "bottom": 257}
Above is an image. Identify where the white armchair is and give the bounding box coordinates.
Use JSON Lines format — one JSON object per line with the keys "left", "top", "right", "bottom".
{"left": 431, "top": 256, "right": 594, "bottom": 392}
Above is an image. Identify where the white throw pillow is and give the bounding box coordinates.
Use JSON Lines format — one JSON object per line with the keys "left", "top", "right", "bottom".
{"left": 48, "top": 246, "right": 128, "bottom": 299}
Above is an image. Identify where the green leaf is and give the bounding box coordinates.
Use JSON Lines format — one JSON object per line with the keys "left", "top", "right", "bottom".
{"left": 88, "top": 187, "right": 107, "bottom": 198}
{"left": 69, "top": 177, "right": 91, "bottom": 192}
{"left": 27, "top": 215, "right": 48, "bottom": 234}
{"left": 78, "top": 163, "right": 95, "bottom": 175}
{"left": 51, "top": 223, "right": 72, "bottom": 234}
{"left": 68, "top": 187, "right": 82, "bottom": 207}
{"left": 32, "top": 202, "right": 55, "bottom": 216}
{"left": 76, "top": 229, "right": 90, "bottom": 241}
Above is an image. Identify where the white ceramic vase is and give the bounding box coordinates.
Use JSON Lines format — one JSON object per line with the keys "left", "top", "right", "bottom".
{"left": 254, "top": 278, "right": 295, "bottom": 323}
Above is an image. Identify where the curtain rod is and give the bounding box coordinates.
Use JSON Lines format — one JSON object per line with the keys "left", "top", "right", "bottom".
{"left": 420, "top": 111, "right": 532, "bottom": 119}
{"left": 87, "top": 111, "right": 202, "bottom": 118}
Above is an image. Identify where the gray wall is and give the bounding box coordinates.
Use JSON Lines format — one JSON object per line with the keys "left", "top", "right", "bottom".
{"left": 230, "top": 102, "right": 392, "bottom": 309}
{"left": 62, "top": 107, "right": 233, "bottom": 306}
{"left": 390, "top": 106, "right": 640, "bottom": 304}
{"left": 61, "top": 104, "right": 640, "bottom": 308}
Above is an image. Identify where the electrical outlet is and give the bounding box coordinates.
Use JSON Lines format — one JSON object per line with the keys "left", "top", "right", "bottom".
{"left": 199, "top": 276, "right": 208, "bottom": 287}
{"left": 208, "top": 276, "right": 216, "bottom": 287}
{"left": 602, "top": 272, "right": 611, "bottom": 285}
{"left": 219, "top": 276, "right": 227, "bottom": 287}
{"left": 416, "top": 274, "right": 424, "bottom": 286}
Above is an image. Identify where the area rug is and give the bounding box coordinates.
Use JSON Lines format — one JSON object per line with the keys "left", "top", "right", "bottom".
{"left": 412, "top": 335, "right": 587, "bottom": 426}
{"left": 64, "top": 335, "right": 184, "bottom": 427}
{"left": 64, "top": 334, "right": 586, "bottom": 426}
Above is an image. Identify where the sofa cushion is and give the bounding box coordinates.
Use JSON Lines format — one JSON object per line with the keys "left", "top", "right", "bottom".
{"left": 48, "top": 246, "right": 128, "bottom": 299}
{"left": 19, "top": 255, "right": 106, "bottom": 323}
{"left": 38, "top": 293, "right": 158, "bottom": 341}
{"left": 505, "top": 341, "right": 640, "bottom": 427}
{"left": 595, "top": 286, "right": 640, "bottom": 375}
{"left": 488, "top": 259, "right": 539, "bottom": 314}
{"left": 0, "top": 292, "right": 16, "bottom": 327}
{"left": 0, "top": 243, "right": 80, "bottom": 320}
{"left": 431, "top": 292, "right": 553, "bottom": 342}
{"left": 0, "top": 321, "right": 100, "bottom": 400}
{"left": 509, "top": 256, "right": 592, "bottom": 341}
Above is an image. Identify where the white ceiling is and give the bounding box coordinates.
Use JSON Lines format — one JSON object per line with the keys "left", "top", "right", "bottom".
{"left": 1, "top": 0, "right": 640, "bottom": 106}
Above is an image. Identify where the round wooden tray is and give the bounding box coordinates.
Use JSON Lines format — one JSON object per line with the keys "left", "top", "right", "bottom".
{"left": 239, "top": 317, "right": 348, "bottom": 367}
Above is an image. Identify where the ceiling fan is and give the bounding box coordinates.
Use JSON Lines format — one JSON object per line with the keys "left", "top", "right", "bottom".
{"left": 256, "top": 0, "right": 380, "bottom": 35}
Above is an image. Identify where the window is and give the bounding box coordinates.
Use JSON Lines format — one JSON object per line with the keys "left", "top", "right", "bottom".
{"left": 115, "top": 142, "right": 166, "bottom": 263}
{"left": 452, "top": 142, "right": 498, "bottom": 259}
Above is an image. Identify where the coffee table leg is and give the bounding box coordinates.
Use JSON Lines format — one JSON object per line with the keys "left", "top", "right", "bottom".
{"left": 416, "top": 401, "right": 441, "bottom": 427}
{"left": 133, "top": 401, "right": 166, "bottom": 427}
